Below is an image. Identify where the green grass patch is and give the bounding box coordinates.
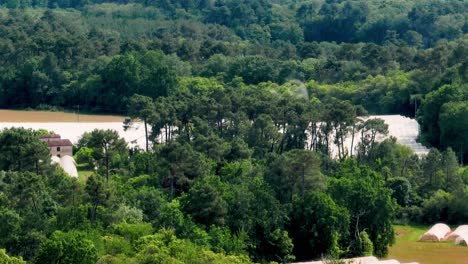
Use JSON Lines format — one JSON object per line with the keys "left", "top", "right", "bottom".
{"left": 386, "top": 225, "right": 468, "bottom": 264}
{"left": 76, "top": 163, "right": 94, "bottom": 184}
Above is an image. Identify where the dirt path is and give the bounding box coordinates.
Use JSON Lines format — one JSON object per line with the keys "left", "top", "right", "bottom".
{"left": 0, "top": 110, "right": 125, "bottom": 122}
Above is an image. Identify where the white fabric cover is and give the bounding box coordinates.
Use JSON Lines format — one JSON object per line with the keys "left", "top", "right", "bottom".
{"left": 291, "top": 256, "right": 380, "bottom": 264}
{"left": 51, "top": 156, "right": 61, "bottom": 164}
{"left": 419, "top": 223, "right": 451, "bottom": 242}
{"left": 59, "top": 155, "right": 78, "bottom": 178}
{"left": 378, "top": 260, "right": 400, "bottom": 264}
{"left": 445, "top": 225, "right": 468, "bottom": 241}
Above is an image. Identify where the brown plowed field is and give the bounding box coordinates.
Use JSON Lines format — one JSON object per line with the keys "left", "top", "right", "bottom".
{"left": 0, "top": 110, "right": 124, "bottom": 122}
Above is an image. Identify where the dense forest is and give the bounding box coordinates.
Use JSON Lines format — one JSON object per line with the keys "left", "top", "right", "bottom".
{"left": 0, "top": 0, "right": 467, "bottom": 263}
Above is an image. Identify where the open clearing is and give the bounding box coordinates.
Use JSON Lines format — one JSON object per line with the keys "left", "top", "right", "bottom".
{"left": 0, "top": 109, "right": 124, "bottom": 122}
{"left": 386, "top": 225, "right": 468, "bottom": 264}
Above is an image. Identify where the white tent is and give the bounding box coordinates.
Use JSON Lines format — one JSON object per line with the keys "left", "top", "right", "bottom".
{"left": 419, "top": 223, "right": 451, "bottom": 242}
{"left": 51, "top": 155, "right": 78, "bottom": 178}
{"left": 59, "top": 155, "right": 78, "bottom": 178}
{"left": 445, "top": 225, "right": 468, "bottom": 241}
{"left": 291, "top": 256, "right": 380, "bottom": 264}
{"left": 379, "top": 260, "right": 400, "bottom": 264}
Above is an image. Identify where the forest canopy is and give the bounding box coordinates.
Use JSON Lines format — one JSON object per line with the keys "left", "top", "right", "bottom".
{"left": 0, "top": 0, "right": 467, "bottom": 263}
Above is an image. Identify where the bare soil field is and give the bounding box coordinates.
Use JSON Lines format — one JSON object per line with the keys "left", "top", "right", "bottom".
{"left": 0, "top": 110, "right": 124, "bottom": 122}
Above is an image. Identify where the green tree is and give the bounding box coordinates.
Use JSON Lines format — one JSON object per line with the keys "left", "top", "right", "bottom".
{"left": 34, "top": 231, "right": 98, "bottom": 264}
{"left": 99, "top": 54, "right": 141, "bottom": 113}
{"left": 0, "top": 208, "right": 21, "bottom": 253}
{"left": 266, "top": 150, "right": 325, "bottom": 203}
{"left": 0, "top": 128, "right": 51, "bottom": 174}
{"left": 74, "top": 147, "right": 94, "bottom": 168}
{"left": 0, "top": 249, "right": 26, "bottom": 264}
{"left": 288, "top": 192, "right": 349, "bottom": 261}
{"left": 328, "top": 161, "right": 396, "bottom": 257}
{"left": 386, "top": 177, "right": 411, "bottom": 207}
{"left": 441, "top": 148, "right": 460, "bottom": 192}
{"left": 79, "top": 130, "right": 128, "bottom": 181}
{"left": 439, "top": 101, "right": 468, "bottom": 163}
{"left": 420, "top": 148, "right": 443, "bottom": 195}
{"left": 85, "top": 174, "right": 111, "bottom": 223}
{"left": 157, "top": 142, "right": 212, "bottom": 198}
{"left": 182, "top": 176, "right": 228, "bottom": 227}
{"left": 127, "top": 94, "right": 156, "bottom": 152}
{"left": 325, "top": 99, "right": 356, "bottom": 160}
{"left": 356, "top": 118, "right": 389, "bottom": 162}
{"left": 138, "top": 50, "right": 177, "bottom": 98}
{"left": 418, "top": 84, "right": 467, "bottom": 147}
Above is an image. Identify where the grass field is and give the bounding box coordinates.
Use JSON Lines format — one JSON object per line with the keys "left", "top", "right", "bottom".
{"left": 386, "top": 225, "right": 468, "bottom": 264}
{"left": 76, "top": 163, "right": 94, "bottom": 183}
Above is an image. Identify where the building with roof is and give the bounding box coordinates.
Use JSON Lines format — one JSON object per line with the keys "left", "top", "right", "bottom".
{"left": 39, "top": 134, "right": 78, "bottom": 177}
{"left": 39, "top": 134, "right": 73, "bottom": 158}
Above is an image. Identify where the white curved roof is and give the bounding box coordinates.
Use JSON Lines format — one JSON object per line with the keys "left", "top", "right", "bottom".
{"left": 419, "top": 223, "right": 451, "bottom": 242}
{"left": 308, "top": 115, "right": 429, "bottom": 158}
{"left": 379, "top": 260, "right": 400, "bottom": 264}
{"left": 445, "top": 225, "right": 468, "bottom": 241}
{"left": 292, "top": 256, "right": 379, "bottom": 264}
{"left": 51, "top": 156, "right": 61, "bottom": 164}
{"left": 59, "top": 155, "right": 78, "bottom": 178}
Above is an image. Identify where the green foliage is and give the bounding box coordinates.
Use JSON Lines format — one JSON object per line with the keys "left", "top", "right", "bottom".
{"left": 208, "top": 226, "right": 248, "bottom": 256}
{"left": 329, "top": 161, "right": 396, "bottom": 257}
{"left": 418, "top": 84, "right": 468, "bottom": 150}
{"left": 34, "top": 231, "right": 98, "bottom": 264}
{"left": 266, "top": 150, "right": 325, "bottom": 203}
{"left": 79, "top": 129, "right": 128, "bottom": 181}
{"left": 182, "top": 176, "right": 227, "bottom": 227}
{"left": 75, "top": 147, "right": 95, "bottom": 167}
{"left": 112, "top": 222, "right": 153, "bottom": 242}
{"left": 386, "top": 177, "right": 412, "bottom": 207}
{"left": 289, "top": 192, "right": 349, "bottom": 261}
{"left": 0, "top": 249, "right": 26, "bottom": 264}
{"left": 356, "top": 231, "right": 374, "bottom": 257}
{"left": 0, "top": 1, "right": 466, "bottom": 263}
{"left": 134, "top": 229, "right": 252, "bottom": 264}
{"left": 0, "top": 128, "right": 51, "bottom": 173}
{"left": 439, "top": 101, "right": 468, "bottom": 161}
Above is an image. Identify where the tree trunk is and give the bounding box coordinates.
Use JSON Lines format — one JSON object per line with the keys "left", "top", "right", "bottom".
{"left": 144, "top": 119, "right": 149, "bottom": 151}
{"left": 350, "top": 125, "right": 356, "bottom": 157}
{"left": 105, "top": 152, "right": 109, "bottom": 182}
{"left": 301, "top": 166, "right": 305, "bottom": 200}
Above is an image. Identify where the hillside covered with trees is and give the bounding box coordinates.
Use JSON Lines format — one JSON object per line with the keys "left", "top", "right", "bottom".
{"left": 0, "top": 0, "right": 467, "bottom": 263}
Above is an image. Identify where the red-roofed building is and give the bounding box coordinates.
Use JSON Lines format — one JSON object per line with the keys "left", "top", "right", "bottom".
{"left": 39, "top": 134, "right": 73, "bottom": 158}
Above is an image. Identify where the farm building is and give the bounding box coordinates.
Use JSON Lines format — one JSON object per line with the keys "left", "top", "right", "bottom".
{"left": 39, "top": 134, "right": 73, "bottom": 158}
{"left": 419, "top": 223, "right": 451, "bottom": 242}
{"left": 40, "top": 134, "right": 78, "bottom": 177}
